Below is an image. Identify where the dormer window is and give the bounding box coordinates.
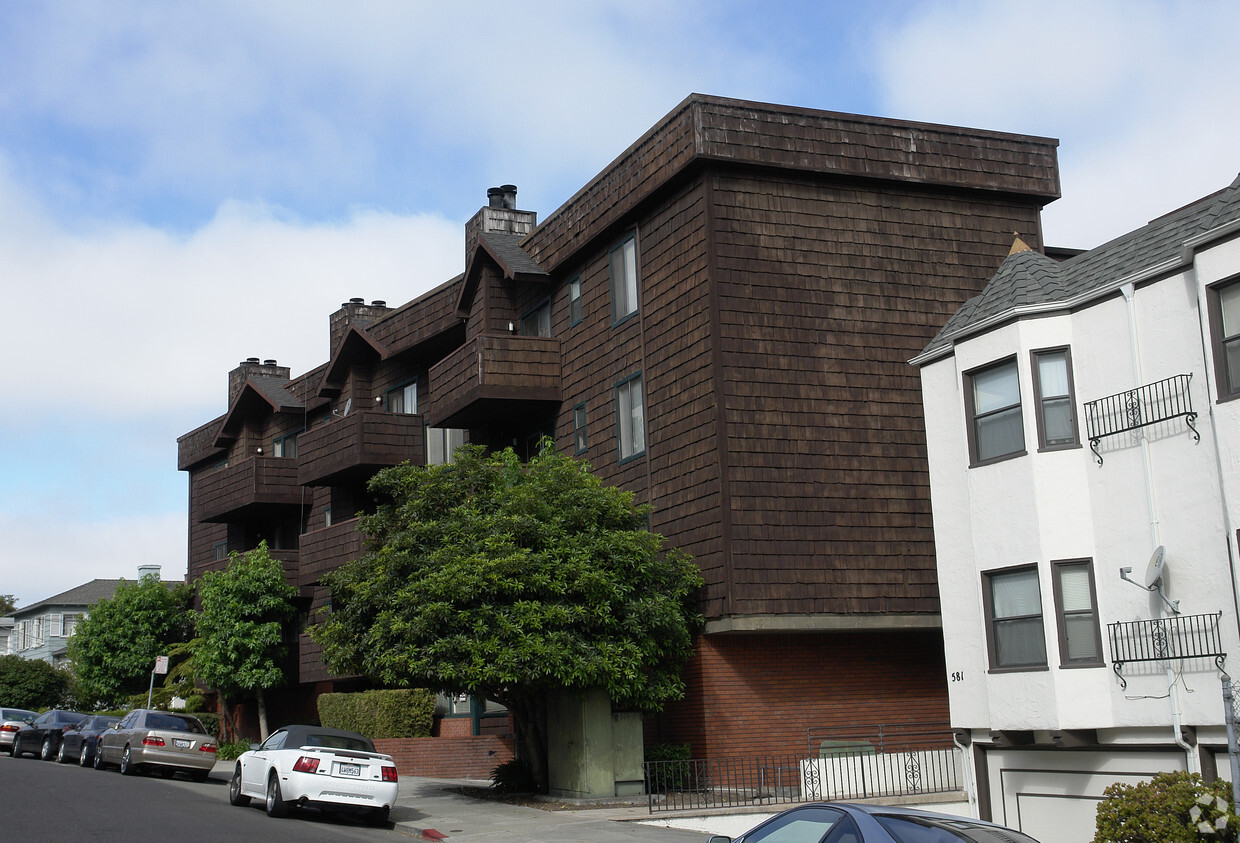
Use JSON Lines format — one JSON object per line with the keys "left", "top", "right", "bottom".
{"left": 387, "top": 381, "right": 417, "bottom": 414}
{"left": 520, "top": 299, "right": 551, "bottom": 337}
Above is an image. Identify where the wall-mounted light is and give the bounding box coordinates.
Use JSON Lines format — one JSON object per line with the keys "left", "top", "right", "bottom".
{"left": 256, "top": 447, "right": 264, "bottom": 455}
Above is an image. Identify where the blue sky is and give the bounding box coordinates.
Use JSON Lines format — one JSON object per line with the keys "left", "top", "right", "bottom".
{"left": 3, "top": 0, "right": 1238, "bottom": 607}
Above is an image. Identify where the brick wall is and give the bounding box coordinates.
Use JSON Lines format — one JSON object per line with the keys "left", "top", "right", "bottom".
{"left": 374, "top": 734, "right": 515, "bottom": 780}
{"left": 647, "top": 629, "right": 949, "bottom": 759}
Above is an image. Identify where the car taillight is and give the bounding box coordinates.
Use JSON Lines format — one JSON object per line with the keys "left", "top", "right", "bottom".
{"left": 0, "top": 725, "right": 18, "bottom": 733}
{"left": 381, "top": 766, "right": 398, "bottom": 783}
{"left": 293, "top": 756, "right": 320, "bottom": 773}
{"left": 200, "top": 743, "right": 217, "bottom": 753}
{"left": 142, "top": 736, "right": 165, "bottom": 747}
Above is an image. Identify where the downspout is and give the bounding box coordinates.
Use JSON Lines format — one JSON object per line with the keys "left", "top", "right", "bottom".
{"left": 1120, "top": 282, "right": 1198, "bottom": 772}
{"left": 953, "top": 730, "right": 978, "bottom": 817}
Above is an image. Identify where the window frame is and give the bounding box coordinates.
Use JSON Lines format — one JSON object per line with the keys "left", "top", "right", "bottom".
{"left": 963, "top": 356, "right": 1026, "bottom": 466}
{"left": 1207, "top": 276, "right": 1240, "bottom": 402}
{"left": 614, "top": 373, "right": 646, "bottom": 464}
{"left": 272, "top": 431, "right": 300, "bottom": 459}
{"left": 981, "top": 563, "right": 1048, "bottom": 673}
{"left": 573, "top": 403, "right": 588, "bottom": 455}
{"left": 1051, "top": 558, "right": 1105, "bottom": 668}
{"left": 568, "top": 276, "right": 583, "bottom": 327}
{"left": 608, "top": 232, "right": 639, "bottom": 325}
{"left": 1030, "top": 346, "right": 1080, "bottom": 451}
{"left": 519, "top": 297, "right": 552, "bottom": 337}
{"left": 386, "top": 380, "right": 418, "bottom": 414}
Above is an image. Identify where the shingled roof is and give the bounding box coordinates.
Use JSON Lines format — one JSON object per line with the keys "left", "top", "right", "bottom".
{"left": 916, "top": 173, "right": 1240, "bottom": 362}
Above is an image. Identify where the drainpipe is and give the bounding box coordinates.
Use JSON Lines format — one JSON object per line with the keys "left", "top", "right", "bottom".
{"left": 953, "top": 730, "right": 978, "bottom": 817}
{"left": 1121, "top": 282, "right": 1198, "bottom": 772}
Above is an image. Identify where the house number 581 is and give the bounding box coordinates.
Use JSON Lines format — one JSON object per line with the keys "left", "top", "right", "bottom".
{"left": 950, "top": 671, "right": 965, "bottom": 682}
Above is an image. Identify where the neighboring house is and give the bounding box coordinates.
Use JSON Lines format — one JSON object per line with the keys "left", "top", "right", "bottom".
{"left": 913, "top": 176, "right": 1240, "bottom": 841}
{"left": 178, "top": 95, "right": 1060, "bottom": 758}
{"left": 6, "top": 565, "right": 173, "bottom": 666}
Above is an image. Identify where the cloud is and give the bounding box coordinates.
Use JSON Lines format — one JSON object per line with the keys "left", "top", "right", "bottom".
{"left": 1, "top": 510, "right": 187, "bottom": 609}
{"left": 0, "top": 157, "right": 463, "bottom": 420}
{"left": 870, "top": 0, "right": 1240, "bottom": 247}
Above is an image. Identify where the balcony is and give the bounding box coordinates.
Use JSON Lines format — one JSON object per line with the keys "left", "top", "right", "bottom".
{"left": 425, "top": 333, "right": 561, "bottom": 429}
{"left": 1083, "top": 373, "right": 1200, "bottom": 465}
{"left": 1108, "top": 611, "right": 1225, "bottom": 689}
{"left": 195, "top": 456, "right": 303, "bottom": 523}
{"left": 298, "top": 517, "right": 367, "bottom": 589}
{"left": 298, "top": 410, "right": 425, "bottom": 487}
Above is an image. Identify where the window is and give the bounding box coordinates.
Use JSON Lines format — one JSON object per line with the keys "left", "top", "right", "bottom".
{"left": 568, "top": 276, "right": 583, "bottom": 326}
{"left": 615, "top": 374, "right": 645, "bottom": 461}
{"left": 964, "top": 358, "right": 1025, "bottom": 464}
{"left": 212, "top": 541, "right": 228, "bottom": 562}
{"left": 573, "top": 404, "right": 587, "bottom": 454}
{"left": 609, "top": 234, "right": 639, "bottom": 322}
{"left": 273, "top": 432, "right": 298, "bottom": 458}
{"left": 60, "top": 614, "right": 79, "bottom": 637}
{"left": 982, "top": 566, "right": 1047, "bottom": 670}
{"left": 1209, "top": 279, "right": 1240, "bottom": 399}
{"left": 1032, "top": 348, "right": 1078, "bottom": 449}
{"left": 1052, "top": 560, "right": 1103, "bottom": 667}
{"left": 520, "top": 299, "right": 551, "bottom": 337}
{"left": 387, "top": 381, "right": 417, "bottom": 414}
{"left": 427, "top": 427, "right": 467, "bottom": 465}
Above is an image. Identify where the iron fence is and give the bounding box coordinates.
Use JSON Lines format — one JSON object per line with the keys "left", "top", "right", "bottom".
{"left": 1107, "top": 611, "right": 1225, "bottom": 689}
{"left": 644, "top": 732, "right": 963, "bottom": 813}
{"left": 1082, "top": 373, "right": 1199, "bottom": 465}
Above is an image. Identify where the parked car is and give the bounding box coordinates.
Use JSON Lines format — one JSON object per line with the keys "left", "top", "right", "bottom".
{"left": 12, "top": 709, "right": 87, "bottom": 760}
{"left": 0, "top": 708, "right": 37, "bottom": 755}
{"left": 705, "top": 802, "right": 1042, "bottom": 843}
{"left": 57, "top": 714, "right": 122, "bottom": 766}
{"left": 228, "top": 725, "right": 398, "bottom": 826}
{"left": 95, "top": 709, "right": 217, "bottom": 781}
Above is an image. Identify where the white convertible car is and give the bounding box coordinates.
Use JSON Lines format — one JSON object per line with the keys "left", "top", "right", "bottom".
{"left": 228, "top": 724, "right": 399, "bottom": 826}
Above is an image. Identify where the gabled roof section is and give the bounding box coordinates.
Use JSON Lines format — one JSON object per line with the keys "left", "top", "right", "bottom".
{"left": 456, "top": 231, "right": 550, "bottom": 316}
{"left": 213, "top": 376, "right": 304, "bottom": 446}
{"left": 915, "top": 174, "right": 1240, "bottom": 364}
{"left": 15, "top": 577, "right": 182, "bottom": 616}
{"left": 316, "top": 324, "right": 388, "bottom": 398}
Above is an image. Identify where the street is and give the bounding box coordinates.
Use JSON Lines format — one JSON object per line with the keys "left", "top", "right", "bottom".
{"left": 0, "top": 751, "right": 721, "bottom": 842}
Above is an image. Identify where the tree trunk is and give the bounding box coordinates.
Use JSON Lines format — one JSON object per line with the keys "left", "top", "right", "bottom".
{"left": 218, "top": 695, "right": 236, "bottom": 743}
{"left": 256, "top": 688, "right": 270, "bottom": 741}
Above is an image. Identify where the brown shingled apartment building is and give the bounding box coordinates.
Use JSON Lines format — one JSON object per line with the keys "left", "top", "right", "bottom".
{"left": 178, "top": 94, "right": 1060, "bottom": 759}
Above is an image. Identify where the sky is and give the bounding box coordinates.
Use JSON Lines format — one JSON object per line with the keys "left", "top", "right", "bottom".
{"left": 3, "top": 0, "right": 1238, "bottom": 608}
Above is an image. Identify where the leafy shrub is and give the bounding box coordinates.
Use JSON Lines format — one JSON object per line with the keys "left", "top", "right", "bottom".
{"left": 216, "top": 740, "right": 250, "bottom": 761}
{"left": 1094, "top": 770, "right": 1238, "bottom": 842}
{"left": 646, "top": 742, "right": 693, "bottom": 791}
{"left": 183, "top": 694, "right": 208, "bottom": 712}
{"left": 0, "top": 654, "right": 68, "bottom": 709}
{"left": 316, "top": 688, "right": 435, "bottom": 738}
{"left": 490, "top": 757, "right": 537, "bottom": 793}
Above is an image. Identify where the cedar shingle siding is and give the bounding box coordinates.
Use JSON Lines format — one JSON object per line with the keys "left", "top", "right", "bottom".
{"left": 179, "top": 94, "right": 1059, "bottom": 754}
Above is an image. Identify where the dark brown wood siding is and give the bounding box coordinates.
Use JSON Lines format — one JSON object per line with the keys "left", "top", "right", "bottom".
{"left": 710, "top": 170, "right": 1043, "bottom": 617}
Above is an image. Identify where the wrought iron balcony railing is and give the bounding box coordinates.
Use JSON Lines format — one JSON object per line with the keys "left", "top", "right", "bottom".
{"left": 1082, "top": 373, "right": 1199, "bottom": 465}
{"left": 1108, "top": 611, "right": 1225, "bottom": 689}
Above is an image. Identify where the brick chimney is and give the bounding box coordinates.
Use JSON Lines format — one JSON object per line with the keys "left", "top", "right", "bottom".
{"left": 465, "top": 184, "right": 537, "bottom": 263}
{"left": 228, "top": 357, "right": 291, "bottom": 406}
{"left": 329, "top": 298, "right": 391, "bottom": 356}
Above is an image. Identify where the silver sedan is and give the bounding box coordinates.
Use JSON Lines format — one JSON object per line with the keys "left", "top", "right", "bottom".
{"left": 95, "top": 709, "right": 218, "bottom": 781}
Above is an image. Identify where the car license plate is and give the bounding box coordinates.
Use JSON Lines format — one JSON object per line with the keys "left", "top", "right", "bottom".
{"left": 338, "top": 762, "right": 360, "bottom": 777}
{"left": 174, "top": 739, "right": 191, "bottom": 748}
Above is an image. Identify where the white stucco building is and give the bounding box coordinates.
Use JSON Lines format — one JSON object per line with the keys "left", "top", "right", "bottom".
{"left": 913, "top": 174, "right": 1240, "bottom": 842}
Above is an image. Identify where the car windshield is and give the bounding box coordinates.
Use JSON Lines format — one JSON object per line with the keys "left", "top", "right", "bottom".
{"left": 303, "top": 734, "right": 374, "bottom": 752}
{"left": 875, "top": 815, "right": 1041, "bottom": 843}
{"left": 2, "top": 709, "right": 36, "bottom": 720}
{"left": 145, "top": 712, "right": 205, "bottom": 734}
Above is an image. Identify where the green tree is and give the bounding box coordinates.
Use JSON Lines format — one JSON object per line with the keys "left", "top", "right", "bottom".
{"left": 67, "top": 573, "right": 192, "bottom": 706}
{"left": 0, "top": 654, "right": 68, "bottom": 709}
{"left": 0, "top": 594, "right": 17, "bottom": 615}
{"left": 311, "top": 443, "right": 703, "bottom": 792}
{"left": 194, "top": 542, "right": 296, "bottom": 740}
{"left": 1094, "top": 770, "right": 1239, "bottom": 842}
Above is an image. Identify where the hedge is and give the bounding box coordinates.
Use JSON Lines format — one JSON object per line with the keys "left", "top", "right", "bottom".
{"left": 316, "top": 688, "right": 435, "bottom": 739}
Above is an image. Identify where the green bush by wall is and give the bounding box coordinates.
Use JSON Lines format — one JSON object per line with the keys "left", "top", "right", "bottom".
{"left": 316, "top": 688, "right": 435, "bottom": 739}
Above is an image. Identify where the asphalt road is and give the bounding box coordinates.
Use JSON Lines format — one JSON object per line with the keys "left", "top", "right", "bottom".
{"left": 0, "top": 751, "right": 406, "bottom": 842}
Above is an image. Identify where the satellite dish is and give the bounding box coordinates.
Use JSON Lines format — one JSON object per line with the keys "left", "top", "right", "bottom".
{"left": 1143, "top": 545, "right": 1166, "bottom": 589}
{"left": 341, "top": 398, "right": 352, "bottom": 417}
